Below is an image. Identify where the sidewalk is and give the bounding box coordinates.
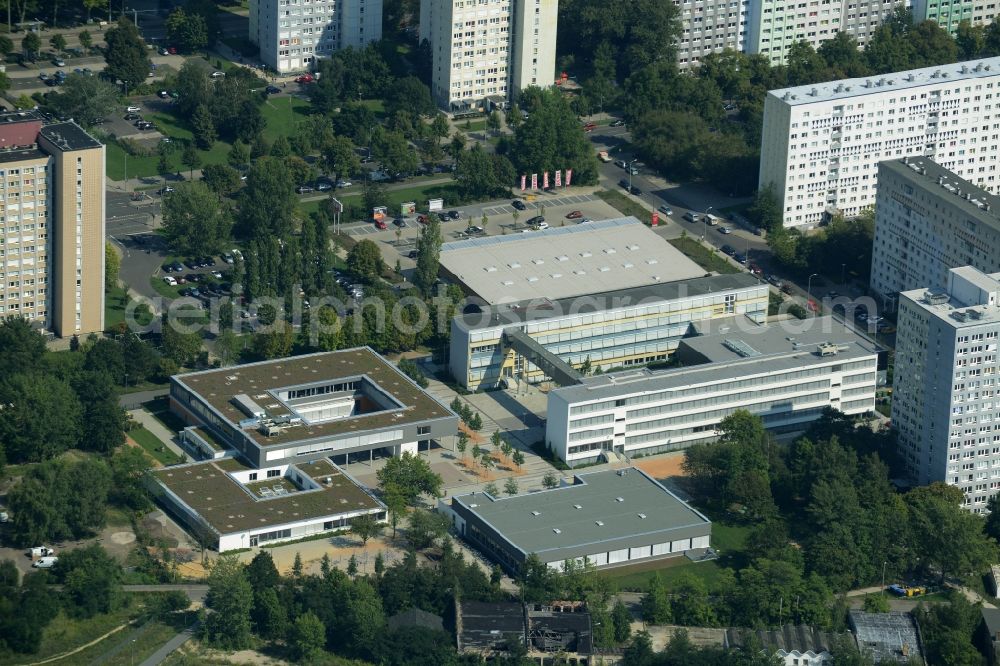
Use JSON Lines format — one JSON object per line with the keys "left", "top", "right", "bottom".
{"left": 129, "top": 408, "right": 185, "bottom": 458}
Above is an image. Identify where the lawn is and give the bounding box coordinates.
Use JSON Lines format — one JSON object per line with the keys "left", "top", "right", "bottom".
{"left": 105, "top": 284, "right": 129, "bottom": 330}
{"left": 668, "top": 236, "right": 740, "bottom": 275}
{"left": 595, "top": 189, "right": 653, "bottom": 223}
{"left": 63, "top": 618, "right": 186, "bottom": 666}
{"left": 129, "top": 426, "right": 183, "bottom": 466}
{"left": 0, "top": 604, "right": 138, "bottom": 666}
{"left": 261, "top": 95, "right": 314, "bottom": 142}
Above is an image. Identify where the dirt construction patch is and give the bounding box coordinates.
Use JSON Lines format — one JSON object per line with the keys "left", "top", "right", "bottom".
{"left": 634, "top": 452, "right": 687, "bottom": 480}
{"left": 110, "top": 531, "right": 136, "bottom": 545}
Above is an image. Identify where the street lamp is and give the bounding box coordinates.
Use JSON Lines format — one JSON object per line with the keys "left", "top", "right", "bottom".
{"left": 807, "top": 273, "right": 819, "bottom": 314}
{"left": 627, "top": 159, "right": 638, "bottom": 193}
{"left": 841, "top": 262, "right": 847, "bottom": 286}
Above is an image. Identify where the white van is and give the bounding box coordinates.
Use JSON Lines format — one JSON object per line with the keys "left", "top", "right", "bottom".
{"left": 704, "top": 214, "right": 721, "bottom": 226}
{"left": 33, "top": 556, "right": 58, "bottom": 569}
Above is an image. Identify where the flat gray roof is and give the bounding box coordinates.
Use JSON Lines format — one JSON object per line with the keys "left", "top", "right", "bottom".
{"left": 900, "top": 267, "right": 1000, "bottom": 327}
{"left": 440, "top": 217, "right": 704, "bottom": 305}
{"left": 880, "top": 158, "right": 1000, "bottom": 234}
{"left": 553, "top": 316, "right": 880, "bottom": 403}
{"left": 768, "top": 57, "right": 1000, "bottom": 106}
{"left": 454, "top": 272, "right": 764, "bottom": 332}
{"left": 452, "top": 468, "right": 710, "bottom": 561}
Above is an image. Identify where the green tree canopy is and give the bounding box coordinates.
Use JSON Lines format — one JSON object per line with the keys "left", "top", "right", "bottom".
{"left": 47, "top": 73, "right": 119, "bottom": 126}
{"left": 162, "top": 181, "right": 233, "bottom": 256}
{"left": 104, "top": 18, "right": 151, "bottom": 92}
{"left": 509, "top": 87, "right": 599, "bottom": 185}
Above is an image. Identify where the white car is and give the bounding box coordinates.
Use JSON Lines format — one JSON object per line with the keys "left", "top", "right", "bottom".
{"left": 33, "top": 556, "right": 58, "bottom": 569}
{"left": 335, "top": 179, "right": 352, "bottom": 188}
{"left": 126, "top": 105, "right": 141, "bottom": 113}
{"left": 211, "top": 270, "right": 223, "bottom": 279}
{"left": 719, "top": 226, "right": 733, "bottom": 234}
{"left": 211, "top": 71, "right": 225, "bottom": 78}
{"left": 163, "top": 276, "right": 177, "bottom": 286}
{"left": 535, "top": 221, "right": 549, "bottom": 230}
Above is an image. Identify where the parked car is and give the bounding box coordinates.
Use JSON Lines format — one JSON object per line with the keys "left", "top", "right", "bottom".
{"left": 211, "top": 270, "right": 223, "bottom": 279}
{"left": 534, "top": 221, "right": 549, "bottom": 230}
{"left": 735, "top": 253, "right": 748, "bottom": 265}
{"left": 629, "top": 185, "right": 642, "bottom": 195}
{"left": 407, "top": 249, "right": 418, "bottom": 259}
{"left": 583, "top": 122, "right": 597, "bottom": 132}
{"left": 158, "top": 186, "right": 174, "bottom": 194}
{"left": 374, "top": 219, "right": 387, "bottom": 230}
{"left": 52, "top": 58, "right": 65, "bottom": 67}
{"left": 610, "top": 119, "right": 626, "bottom": 127}
{"left": 210, "top": 71, "right": 225, "bottom": 78}
{"left": 393, "top": 217, "right": 406, "bottom": 227}
{"left": 511, "top": 199, "right": 527, "bottom": 210}
{"left": 126, "top": 105, "right": 141, "bottom": 113}
{"left": 615, "top": 160, "right": 627, "bottom": 169}
{"left": 526, "top": 215, "right": 545, "bottom": 227}
{"left": 417, "top": 214, "right": 429, "bottom": 224}
{"left": 158, "top": 90, "right": 170, "bottom": 98}
{"left": 683, "top": 211, "right": 699, "bottom": 223}
{"left": 721, "top": 245, "right": 737, "bottom": 257}
{"left": 163, "top": 276, "right": 177, "bottom": 286}
{"left": 295, "top": 74, "right": 314, "bottom": 83}
{"left": 448, "top": 210, "right": 461, "bottom": 220}
{"left": 265, "top": 85, "right": 280, "bottom": 94}
{"left": 316, "top": 180, "right": 332, "bottom": 191}
{"left": 335, "top": 179, "right": 352, "bottom": 188}
{"left": 33, "top": 556, "right": 58, "bottom": 569}
{"left": 719, "top": 226, "right": 733, "bottom": 234}
{"left": 566, "top": 210, "right": 583, "bottom": 219}
{"left": 296, "top": 185, "right": 315, "bottom": 194}
{"left": 222, "top": 253, "right": 234, "bottom": 264}
{"left": 124, "top": 113, "right": 140, "bottom": 121}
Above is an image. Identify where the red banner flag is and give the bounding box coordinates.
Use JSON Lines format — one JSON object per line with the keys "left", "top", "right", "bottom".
{"left": 531, "top": 173, "right": 538, "bottom": 190}
{"left": 565, "top": 169, "right": 573, "bottom": 187}
{"left": 651, "top": 211, "right": 659, "bottom": 227}
{"left": 520, "top": 175, "right": 526, "bottom": 191}
{"left": 543, "top": 172, "right": 549, "bottom": 189}
{"left": 554, "top": 170, "right": 562, "bottom": 187}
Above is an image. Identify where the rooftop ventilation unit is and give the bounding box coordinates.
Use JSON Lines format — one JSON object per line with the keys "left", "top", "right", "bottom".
{"left": 615, "top": 497, "right": 624, "bottom": 503}
{"left": 818, "top": 343, "right": 840, "bottom": 357}
{"left": 553, "top": 528, "right": 561, "bottom": 534}
{"left": 573, "top": 504, "right": 582, "bottom": 509}
{"left": 723, "top": 339, "right": 761, "bottom": 358}
{"left": 637, "top": 513, "right": 647, "bottom": 519}
{"left": 924, "top": 291, "right": 950, "bottom": 305}
{"left": 952, "top": 311, "right": 969, "bottom": 322}
{"left": 531, "top": 510, "right": 541, "bottom": 516}
{"left": 595, "top": 520, "right": 604, "bottom": 526}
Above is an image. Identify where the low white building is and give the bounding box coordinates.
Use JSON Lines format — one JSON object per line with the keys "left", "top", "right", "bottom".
{"left": 545, "top": 317, "right": 883, "bottom": 466}
{"left": 148, "top": 458, "right": 385, "bottom": 552}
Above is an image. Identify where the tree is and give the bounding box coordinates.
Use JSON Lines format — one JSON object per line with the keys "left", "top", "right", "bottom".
{"left": 520, "top": 553, "right": 561, "bottom": 604}
{"left": 290, "top": 611, "right": 326, "bottom": 662}
{"left": 484, "top": 481, "right": 499, "bottom": 496}
{"left": 372, "top": 128, "right": 420, "bottom": 176}
{"left": 414, "top": 215, "right": 443, "bottom": 294}
{"left": 228, "top": 140, "right": 250, "bottom": 170}
{"left": 487, "top": 110, "right": 502, "bottom": 135}
{"left": 862, "top": 593, "right": 890, "bottom": 613}
{"left": 350, "top": 513, "right": 384, "bottom": 546}
{"left": 406, "top": 509, "right": 451, "bottom": 550}
{"left": 431, "top": 113, "right": 450, "bottom": 139}
{"left": 747, "top": 183, "right": 783, "bottom": 232}
{"left": 0, "top": 35, "right": 12, "bottom": 59}
{"left": 447, "top": 131, "right": 466, "bottom": 161}
{"left": 504, "top": 477, "right": 519, "bottom": 496}
{"left": 385, "top": 76, "right": 436, "bottom": 119}
{"left": 180, "top": 143, "right": 201, "bottom": 179}
{"left": 162, "top": 181, "right": 232, "bottom": 256}
{"left": 6, "top": 458, "right": 111, "bottom": 545}
{"left": 905, "top": 483, "right": 996, "bottom": 583}
{"left": 201, "top": 163, "right": 243, "bottom": 197}
{"left": 204, "top": 555, "right": 253, "bottom": 649}
{"left": 21, "top": 32, "right": 40, "bottom": 62}
{"left": 512, "top": 450, "right": 525, "bottom": 470}
{"left": 542, "top": 471, "right": 559, "bottom": 489}
{"left": 457, "top": 433, "right": 468, "bottom": 460}
{"left": 49, "top": 33, "right": 66, "bottom": 53}
{"left": 347, "top": 239, "right": 387, "bottom": 282}
{"left": 0, "top": 373, "right": 81, "bottom": 463}
{"left": 238, "top": 157, "right": 296, "bottom": 239}
{"left": 76, "top": 372, "right": 126, "bottom": 454}
{"left": 54, "top": 544, "right": 122, "bottom": 618}
{"left": 78, "top": 30, "right": 92, "bottom": 51}
{"left": 47, "top": 74, "right": 118, "bottom": 128}
{"left": 109, "top": 446, "right": 151, "bottom": 511}
{"left": 104, "top": 18, "right": 151, "bottom": 92}
{"left": 641, "top": 573, "right": 672, "bottom": 624}
{"left": 105, "top": 242, "right": 120, "bottom": 289}
{"left": 455, "top": 144, "right": 515, "bottom": 199}
{"left": 166, "top": 7, "right": 209, "bottom": 53}
{"left": 191, "top": 104, "right": 217, "bottom": 150}
{"left": 611, "top": 599, "right": 632, "bottom": 643}
{"left": 161, "top": 313, "right": 203, "bottom": 366}
{"left": 509, "top": 88, "right": 599, "bottom": 185}
{"left": 376, "top": 452, "right": 443, "bottom": 505}
{"left": 322, "top": 135, "right": 361, "bottom": 181}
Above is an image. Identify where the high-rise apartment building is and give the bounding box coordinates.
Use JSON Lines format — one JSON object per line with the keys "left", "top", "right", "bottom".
{"left": 675, "top": 0, "right": 750, "bottom": 69}
{"left": 249, "top": 0, "right": 383, "bottom": 74}
{"left": 759, "top": 57, "right": 1000, "bottom": 228}
{"left": 893, "top": 266, "right": 1000, "bottom": 511}
{"left": 420, "top": 0, "right": 557, "bottom": 111}
{"left": 0, "top": 112, "right": 104, "bottom": 337}
{"left": 872, "top": 158, "right": 1000, "bottom": 301}
{"left": 745, "top": 0, "right": 904, "bottom": 65}
{"left": 912, "top": 0, "right": 998, "bottom": 36}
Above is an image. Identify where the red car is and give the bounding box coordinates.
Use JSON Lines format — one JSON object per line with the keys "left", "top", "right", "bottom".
{"left": 565, "top": 210, "right": 583, "bottom": 219}
{"left": 168, "top": 46, "right": 177, "bottom": 55}
{"left": 417, "top": 214, "right": 429, "bottom": 224}
{"left": 374, "top": 219, "right": 387, "bottom": 230}
{"left": 583, "top": 123, "right": 597, "bottom": 132}
{"left": 295, "top": 74, "right": 314, "bottom": 84}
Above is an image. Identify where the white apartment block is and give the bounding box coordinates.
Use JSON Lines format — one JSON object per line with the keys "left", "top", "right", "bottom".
{"left": 249, "top": 0, "right": 383, "bottom": 74}
{"left": 893, "top": 266, "right": 1000, "bottom": 512}
{"left": 912, "top": 0, "right": 999, "bottom": 36}
{"left": 872, "top": 158, "right": 1000, "bottom": 300}
{"left": 546, "top": 317, "right": 881, "bottom": 467}
{"left": 759, "top": 57, "right": 1000, "bottom": 228}
{"left": 420, "top": 0, "right": 557, "bottom": 111}
{"left": 745, "top": 0, "right": 906, "bottom": 65}
{"left": 675, "top": 0, "right": 750, "bottom": 69}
